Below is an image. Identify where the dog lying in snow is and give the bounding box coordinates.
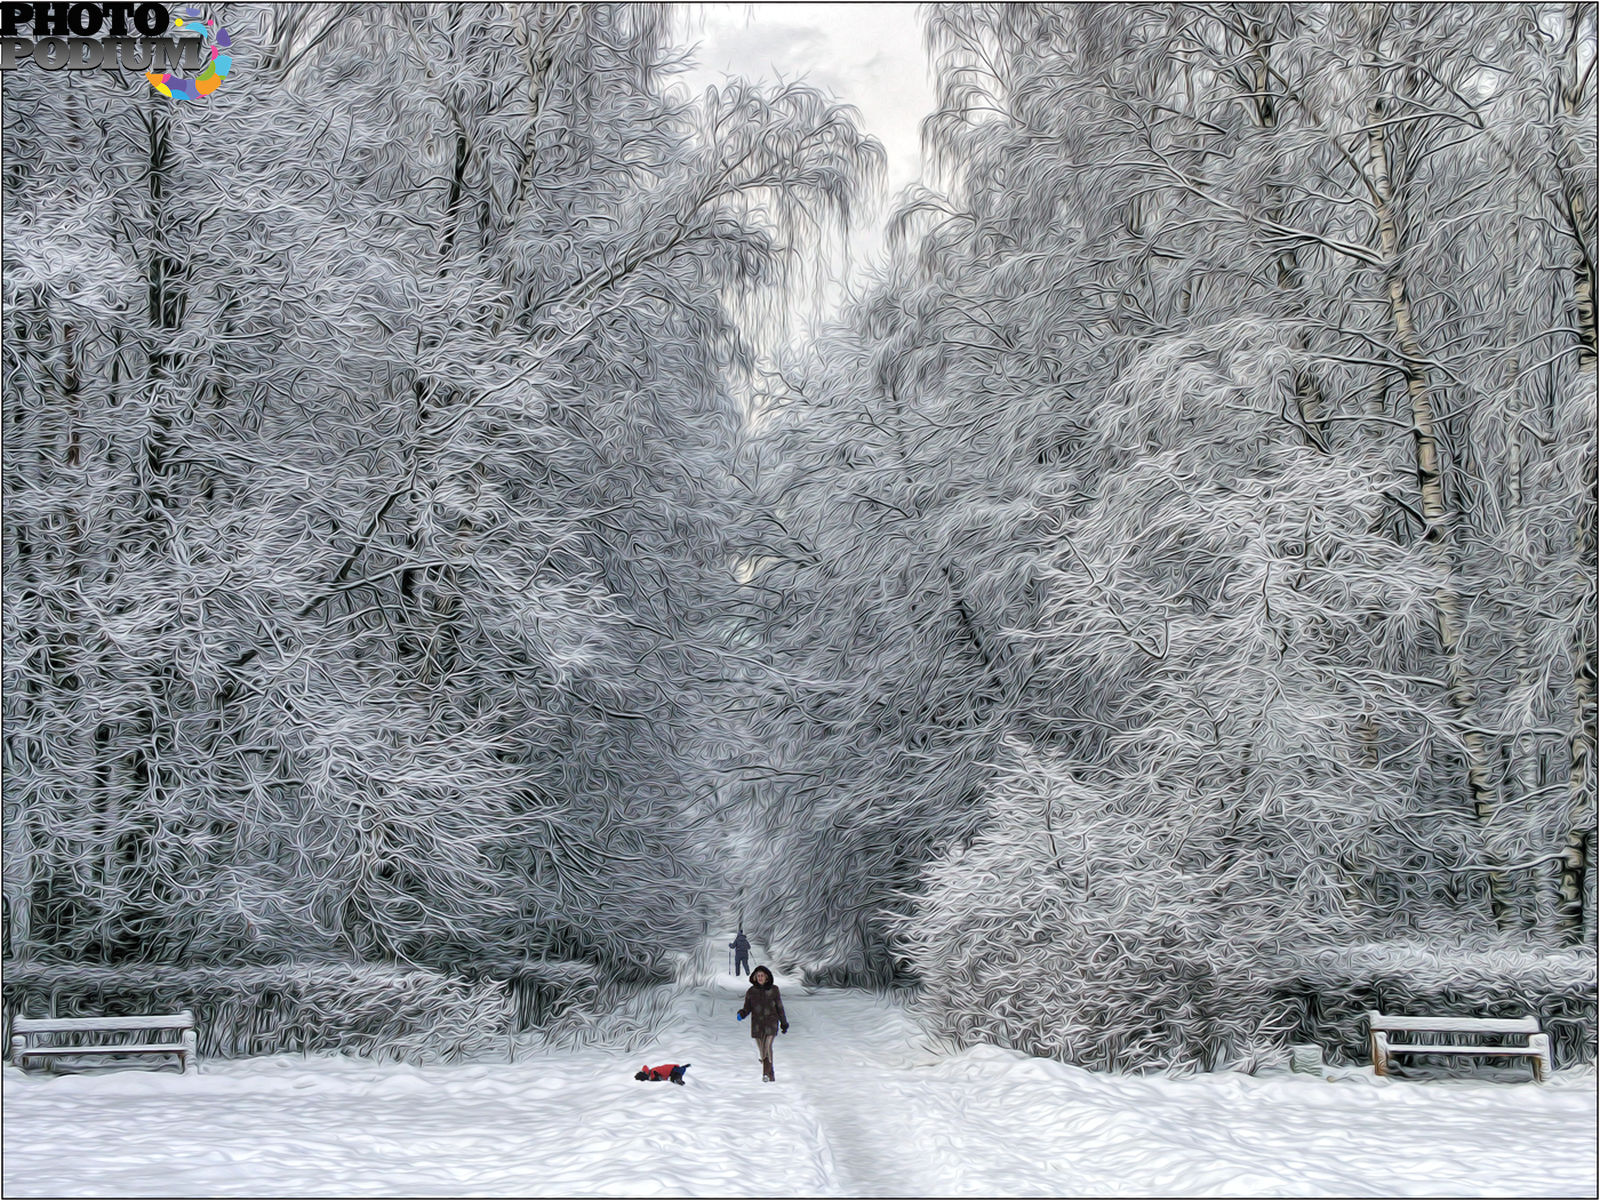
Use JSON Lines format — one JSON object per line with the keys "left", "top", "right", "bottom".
{"left": 635, "top": 1063, "right": 689, "bottom": 1085}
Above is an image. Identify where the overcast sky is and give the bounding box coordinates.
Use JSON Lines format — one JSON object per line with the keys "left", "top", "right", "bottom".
{"left": 670, "top": 3, "right": 936, "bottom": 319}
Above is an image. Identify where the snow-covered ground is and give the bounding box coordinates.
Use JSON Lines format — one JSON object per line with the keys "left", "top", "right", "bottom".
{"left": 4, "top": 940, "right": 1595, "bottom": 1198}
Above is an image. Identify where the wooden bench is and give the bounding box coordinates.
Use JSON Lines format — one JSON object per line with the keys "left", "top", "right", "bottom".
{"left": 1367, "top": 1011, "right": 1551, "bottom": 1082}
{"left": 10, "top": 1011, "right": 197, "bottom": 1075}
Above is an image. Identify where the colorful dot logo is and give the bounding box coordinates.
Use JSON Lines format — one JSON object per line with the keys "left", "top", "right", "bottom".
{"left": 146, "top": 8, "right": 232, "bottom": 101}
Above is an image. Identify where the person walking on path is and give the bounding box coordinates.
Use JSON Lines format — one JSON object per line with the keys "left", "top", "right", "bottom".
{"left": 736, "top": 965, "right": 788, "bottom": 1082}
{"left": 730, "top": 930, "right": 751, "bottom": 977}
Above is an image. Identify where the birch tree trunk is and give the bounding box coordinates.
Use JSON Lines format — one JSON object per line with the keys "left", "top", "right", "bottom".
{"left": 1558, "top": 373, "right": 1596, "bottom": 939}
{"left": 1362, "top": 18, "right": 1510, "bottom": 926}
{"left": 1555, "top": 1, "right": 1598, "bottom": 941}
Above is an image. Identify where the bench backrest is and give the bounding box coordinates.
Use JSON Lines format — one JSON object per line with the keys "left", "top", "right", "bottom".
{"left": 13, "top": 1011, "right": 194, "bottom": 1035}
{"left": 1366, "top": 1011, "right": 1539, "bottom": 1035}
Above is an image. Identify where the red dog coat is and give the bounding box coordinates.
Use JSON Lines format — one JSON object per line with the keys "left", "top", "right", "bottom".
{"left": 636, "top": 1063, "right": 689, "bottom": 1082}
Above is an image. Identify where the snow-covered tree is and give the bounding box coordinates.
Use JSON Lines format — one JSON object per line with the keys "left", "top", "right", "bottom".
{"left": 3, "top": 3, "right": 878, "bottom": 984}
{"left": 738, "top": 3, "right": 1595, "bottom": 1018}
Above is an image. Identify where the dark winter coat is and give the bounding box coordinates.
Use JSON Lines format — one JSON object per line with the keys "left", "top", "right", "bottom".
{"left": 738, "top": 966, "right": 787, "bottom": 1039}
{"left": 730, "top": 933, "right": 750, "bottom": 955}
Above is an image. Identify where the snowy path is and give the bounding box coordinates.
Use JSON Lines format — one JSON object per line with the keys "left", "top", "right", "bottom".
{"left": 3, "top": 941, "right": 1595, "bottom": 1197}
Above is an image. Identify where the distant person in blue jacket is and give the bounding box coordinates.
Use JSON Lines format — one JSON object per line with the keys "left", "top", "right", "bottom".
{"left": 730, "top": 929, "right": 751, "bottom": 976}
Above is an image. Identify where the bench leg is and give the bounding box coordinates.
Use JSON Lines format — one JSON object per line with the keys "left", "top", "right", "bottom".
{"left": 1529, "top": 1033, "right": 1551, "bottom": 1083}
{"left": 182, "top": 1029, "right": 198, "bottom": 1075}
{"left": 10, "top": 1035, "right": 25, "bottom": 1069}
{"left": 1371, "top": 1030, "right": 1390, "bottom": 1077}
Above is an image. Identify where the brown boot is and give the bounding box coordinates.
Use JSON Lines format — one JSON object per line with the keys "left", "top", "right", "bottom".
{"left": 768, "top": 1060, "right": 777, "bottom": 1082}
{"left": 762, "top": 1057, "right": 773, "bottom": 1081}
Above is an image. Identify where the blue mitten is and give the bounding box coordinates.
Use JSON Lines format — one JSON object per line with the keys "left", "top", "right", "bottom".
{"left": 736, "top": 1013, "right": 745, "bottom": 1022}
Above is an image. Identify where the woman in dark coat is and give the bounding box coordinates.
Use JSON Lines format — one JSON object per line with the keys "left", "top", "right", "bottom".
{"left": 736, "top": 965, "right": 788, "bottom": 1081}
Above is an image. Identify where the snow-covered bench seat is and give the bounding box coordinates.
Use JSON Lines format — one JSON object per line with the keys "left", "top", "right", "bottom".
{"left": 10, "top": 1010, "right": 197, "bottom": 1075}
{"left": 1367, "top": 1011, "right": 1551, "bottom": 1082}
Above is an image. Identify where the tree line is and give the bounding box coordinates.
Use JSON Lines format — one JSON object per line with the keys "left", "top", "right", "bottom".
{"left": 3, "top": 2, "right": 1594, "bottom": 1069}
{"left": 3, "top": 1, "right": 877, "bottom": 981}
{"left": 732, "top": 2, "right": 1596, "bottom": 1034}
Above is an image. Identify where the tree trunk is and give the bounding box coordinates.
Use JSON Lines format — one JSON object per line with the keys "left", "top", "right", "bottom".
{"left": 1558, "top": 3, "right": 1596, "bottom": 364}
{"left": 1559, "top": 519, "right": 1597, "bottom": 941}
{"left": 1243, "top": 12, "right": 1328, "bottom": 452}
{"left": 1364, "top": 40, "right": 1511, "bottom": 927}
{"left": 1555, "top": 3, "right": 1598, "bottom": 943}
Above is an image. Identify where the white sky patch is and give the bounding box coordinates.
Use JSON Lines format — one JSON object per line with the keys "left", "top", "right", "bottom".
{"left": 670, "top": 3, "right": 936, "bottom": 330}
